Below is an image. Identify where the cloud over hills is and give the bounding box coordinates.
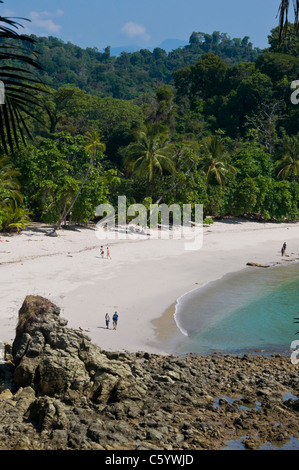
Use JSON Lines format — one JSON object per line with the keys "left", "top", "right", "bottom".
{"left": 121, "top": 22, "right": 150, "bottom": 42}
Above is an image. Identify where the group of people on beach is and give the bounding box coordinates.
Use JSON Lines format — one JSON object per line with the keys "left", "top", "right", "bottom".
{"left": 100, "top": 246, "right": 116, "bottom": 330}
{"left": 281, "top": 242, "right": 287, "bottom": 256}
{"left": 100, "top": 245, "right": 111, "bottom": 259}
{"left": 105, "top": 312, "right": 118, "bottom": 330}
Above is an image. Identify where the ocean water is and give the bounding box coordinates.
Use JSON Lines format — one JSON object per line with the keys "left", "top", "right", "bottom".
{"left": 173, "top": 261, "right": 299, "bottom": 356}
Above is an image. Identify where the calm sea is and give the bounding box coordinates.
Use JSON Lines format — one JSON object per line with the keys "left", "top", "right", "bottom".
{"left": 173, "top": 261, "right": 299, "bottom": 356}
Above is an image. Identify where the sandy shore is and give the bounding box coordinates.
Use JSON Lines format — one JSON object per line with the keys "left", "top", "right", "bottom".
{"left": 1, "top": 219, "right": 299, "bottom": 354}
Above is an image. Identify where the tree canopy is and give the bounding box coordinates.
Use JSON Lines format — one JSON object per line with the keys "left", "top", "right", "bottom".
{"left": 0, "top": 1, "right": 298, "bottom": 232}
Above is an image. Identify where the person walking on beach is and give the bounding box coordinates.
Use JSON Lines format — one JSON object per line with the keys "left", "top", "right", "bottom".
{"left": 105, "top": 313, "right": 110, "bottom": 329}
{"left": 100, "top": 245, "right": 104, "bottom": 258}
{"left": 107, "top": 246, "right": 111, "bottom": 259}
{"left": 281, "top": 242, "right": 287, "bottom": 256}
{"left": 112, "top": 311, "right": 118, "bottom": 330}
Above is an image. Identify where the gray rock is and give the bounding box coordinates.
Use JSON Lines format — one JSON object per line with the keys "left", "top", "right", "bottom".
{"left": 1, "top": 294, "right": 298, "bottom": 451}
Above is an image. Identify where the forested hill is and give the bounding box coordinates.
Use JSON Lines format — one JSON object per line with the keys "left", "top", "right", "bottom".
{"left": 27, "top": 31, "right": 261, "bottom": 99}
{"left": 1, "top": 23, "right": 299, "bottom": 231}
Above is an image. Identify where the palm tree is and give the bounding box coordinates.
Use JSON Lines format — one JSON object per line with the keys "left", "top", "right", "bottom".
{"left": 0, "top": 155, "right": 23, "bottom": 207}
{"left": 0, "top": 1, "right": 43, "bottom": 152}
{"left": 84, "top": 130, "right": 106, "bottom": 161}
{"left": 56, "top": 131, "right": 106, "bottom": 228}
{"left": 123, "top": 127, "right": 176, "bottom": 198}
{"left": 200, "top": 135, "right": 236, "bottom": 187}
{"left": 0, "top": 155, "right": 31, "bottom": 232}
{"left": 276, "top": 135, "right": 299, "bottom": 181}
{"left": 1, "top": 206, "right": 31, "bottom": 232}
{"left": 278, "top": 1, "right": 299, "bottom": 41}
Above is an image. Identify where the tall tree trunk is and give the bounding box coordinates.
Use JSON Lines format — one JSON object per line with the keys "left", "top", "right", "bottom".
{"left": 56, "top": 153, "right": 93, "bottom": 229}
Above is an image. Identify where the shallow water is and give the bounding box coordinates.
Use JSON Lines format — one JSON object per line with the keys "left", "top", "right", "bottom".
{"left": 173, "top": 261, "right": 299, "bottom": 356}
{"left": 223, "top": 435, "right": 299, "bottom": 450}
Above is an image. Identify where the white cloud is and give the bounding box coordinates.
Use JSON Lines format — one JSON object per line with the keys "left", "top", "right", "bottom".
{"left": 29, "top": 10, "right": 64, "bottom": 34}
{"left": 121, "top": 22, "right": 150, "bottom": 42}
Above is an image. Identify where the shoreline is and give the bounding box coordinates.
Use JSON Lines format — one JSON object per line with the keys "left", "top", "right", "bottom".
{"left": 1, "top": 219, "right": 299, "bottom": 355}
{"left": 2, "top": 301, "right": 299, "bottom": 450}
{"left": 152, "top": 259, "right": 299, "bottom": 358}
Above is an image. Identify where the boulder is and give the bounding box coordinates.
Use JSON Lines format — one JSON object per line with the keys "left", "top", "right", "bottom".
{"left": 1, "top": 294, "right": 299, "bottom": 451}
{"left": 246, "top": 262, "right": 270, "bottom": 268}
{"left": 12, "top": 296, "right": 101, "bottom": 400}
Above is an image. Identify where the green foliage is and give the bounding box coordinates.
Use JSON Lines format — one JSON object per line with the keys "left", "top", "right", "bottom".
{"left": 263, "top": 180, "right": 299, "bottom": 221}
{"left": 275, "top": 135, "right": 299, "bottom": 181}
{"left": 122, "top": 126, "right": 176, "bottom": 198}
{"left": 0, "top": 155, "right": 23, "bottom": 207}
{"left": 0, "top": 206, "right": 31, "bottom": 232}
{"left": 199, "top": 135, "right": 236, "bottom": 187}
{"left": 1, "top": 8, "right": 298, "bottom": 225}
{"left": 11, "top": 133, "right": 118, "bottom": 225}
{"left": 268, "top": 25, "right": 299, "bottom": 56}
{"left": 12, "top": 31, "right": 260, "bottom": 101}
{"left": 203, "top": 217, "right": 214, "bottom": 224}
{"left": 0, "top": 4, "right": 44, "bottom": 153}
{"left": 0, "top": 155, "right": 31, "bottom": 232}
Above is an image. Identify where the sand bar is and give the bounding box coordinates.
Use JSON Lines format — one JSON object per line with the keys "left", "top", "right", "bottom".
{"left": 1, "top": 219, "right": 299, "bottom": 354}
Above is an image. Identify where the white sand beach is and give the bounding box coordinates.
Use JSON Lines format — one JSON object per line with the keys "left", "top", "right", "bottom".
{"left": 1, "top": 219, "right": 299, "bottom": 355}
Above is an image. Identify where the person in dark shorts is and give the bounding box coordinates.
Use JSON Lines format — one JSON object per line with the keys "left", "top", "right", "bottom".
{"left": 112, "top": 312, "right": 118, "bottom": 330}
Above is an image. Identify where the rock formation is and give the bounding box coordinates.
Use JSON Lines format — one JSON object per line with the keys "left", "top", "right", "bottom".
{"left": 0, "top": 295, "right": 298, "bottom": 450}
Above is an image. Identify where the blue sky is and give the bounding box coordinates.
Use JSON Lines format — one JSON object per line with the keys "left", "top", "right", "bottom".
{"left": 2, "top": 0, "right": 282, "bottom": 50}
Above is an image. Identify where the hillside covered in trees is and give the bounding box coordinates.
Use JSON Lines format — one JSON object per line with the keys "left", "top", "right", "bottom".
{"left": 0, "top": 18, "right": 299, "bottom": 232}
{"left": 26, "top": 31, "right": 261, "bottom": 99}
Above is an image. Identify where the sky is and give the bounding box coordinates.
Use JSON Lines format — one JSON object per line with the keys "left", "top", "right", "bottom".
{"left": 1, "top": 0, "right": 283, "bottom": 51}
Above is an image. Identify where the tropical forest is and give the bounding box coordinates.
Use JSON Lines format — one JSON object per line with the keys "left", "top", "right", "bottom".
{"left": 0, "top": 1, "right": 299, "bottom": 232}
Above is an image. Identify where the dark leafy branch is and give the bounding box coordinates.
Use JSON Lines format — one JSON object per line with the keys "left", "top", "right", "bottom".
{"left": 0, "top": 1, "right": 45, "bottom": 152}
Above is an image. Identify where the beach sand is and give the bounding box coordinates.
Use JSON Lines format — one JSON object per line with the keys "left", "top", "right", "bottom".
{"left": 1, "top": 219, "right": 299, "bottom": 355}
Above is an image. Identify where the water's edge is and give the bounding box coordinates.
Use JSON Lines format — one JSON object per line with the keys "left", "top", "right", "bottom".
{"left": 170, "top": 261, "right": 299, "bottom": 357}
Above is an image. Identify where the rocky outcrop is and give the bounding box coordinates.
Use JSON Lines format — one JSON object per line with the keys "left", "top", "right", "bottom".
{"left": 246, "top": 262, "right": 270, "bottom": 268}
{"left": 11, "top": 295, "right": 144, "bottom": 406}
{"left": 0, "top": 295, "right": 299, "bottom": 450}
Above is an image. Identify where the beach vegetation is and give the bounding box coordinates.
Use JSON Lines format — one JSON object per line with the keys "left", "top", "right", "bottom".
{"left": 199, "top": 135, "right": 236, "bottom": 187}
{"left": 275, "top": 134, "right": 299, "bottom": 181}
{"left": 55, "top": 131, "right": 106, "bottom": 228}
{"left": 0, "top": 205, "right": 31, "bottom": 232}
{"left": 10, "top": 133, "right": 119, "bottom": 226}
{"left": 122, "top": 125, "right": 176, "bottom": 198}
{"left": 0, "top": 155, "right": 31, "bottom": 232}
{"left": 203, "top": 217, "right": 214, "bottom": 224}
{"left": 0, "top": 155, "right": 23, "bottom": 206}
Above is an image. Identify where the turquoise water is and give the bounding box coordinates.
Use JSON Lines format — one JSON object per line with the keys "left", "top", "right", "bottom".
{"left": 174, "top": 262, "right": 299, "bottom": 356}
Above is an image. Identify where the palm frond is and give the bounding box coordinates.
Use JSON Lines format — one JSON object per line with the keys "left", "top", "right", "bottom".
{"left": 278, "top": 0, "right": 299, "bottom": 42}
{"left": 0, "top": 2, "right": 45, "bottom": 152}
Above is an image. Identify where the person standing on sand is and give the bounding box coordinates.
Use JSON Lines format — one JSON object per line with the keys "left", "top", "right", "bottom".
{"left": 107, "top": 246, "right": 111, "bottom": 259}
{"left": 100, "top": 246, "right": 104, "bottom": 258}
{"left": 281, "top": 242, "right": 287, "bottom": 256}
{"left": 112, "top": 311, "right": 118, "bottom": 330}
{"left": 105, "top": 313, "right": 110, "bottom": 329}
